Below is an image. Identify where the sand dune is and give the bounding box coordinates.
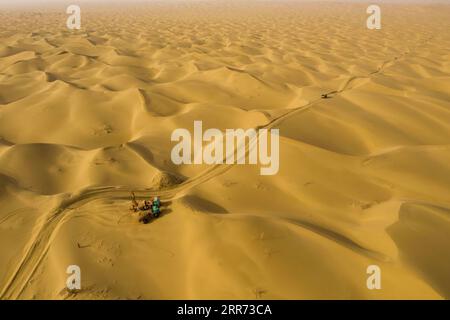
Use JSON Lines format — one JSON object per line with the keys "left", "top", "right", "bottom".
{"left": 0, "top": 1, "right": 449, "bottom": 299}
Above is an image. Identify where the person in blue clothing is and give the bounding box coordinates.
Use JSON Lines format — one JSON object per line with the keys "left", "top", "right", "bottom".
{"left": 151, "top": 196, "right": 161, "bottom": 217}
{"left": 152, "top": 196, "right": 161, "bottom": 207}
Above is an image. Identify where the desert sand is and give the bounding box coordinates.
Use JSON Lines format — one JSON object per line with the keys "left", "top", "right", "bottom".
{"left": 0, "top": 1, "right": 449, "bottom": 299}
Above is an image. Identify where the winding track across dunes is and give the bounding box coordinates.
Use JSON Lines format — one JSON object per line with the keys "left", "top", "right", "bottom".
{"left": 0, "top": 36, "right": 435, "bottom": 300}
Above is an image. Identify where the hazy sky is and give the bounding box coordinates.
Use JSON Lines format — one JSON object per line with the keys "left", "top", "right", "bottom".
{"left": 0, "top": 0, "right": 448, "bottom": 8}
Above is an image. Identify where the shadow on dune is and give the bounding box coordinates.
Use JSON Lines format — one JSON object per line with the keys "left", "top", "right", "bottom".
{"left": 387, "top": 202, "right": 450, "bottom": 299}
{"left": 181, "top": 195, "right": 228, "bottom": 214}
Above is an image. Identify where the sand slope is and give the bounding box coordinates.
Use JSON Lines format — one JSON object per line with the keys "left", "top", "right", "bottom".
{"left": 0, "top": 2, "right": 449, "bottom": 299}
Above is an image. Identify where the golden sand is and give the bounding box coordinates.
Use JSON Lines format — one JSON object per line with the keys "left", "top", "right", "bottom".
{"left": 0, "top": 1, "right": 449, "bottom": 299}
